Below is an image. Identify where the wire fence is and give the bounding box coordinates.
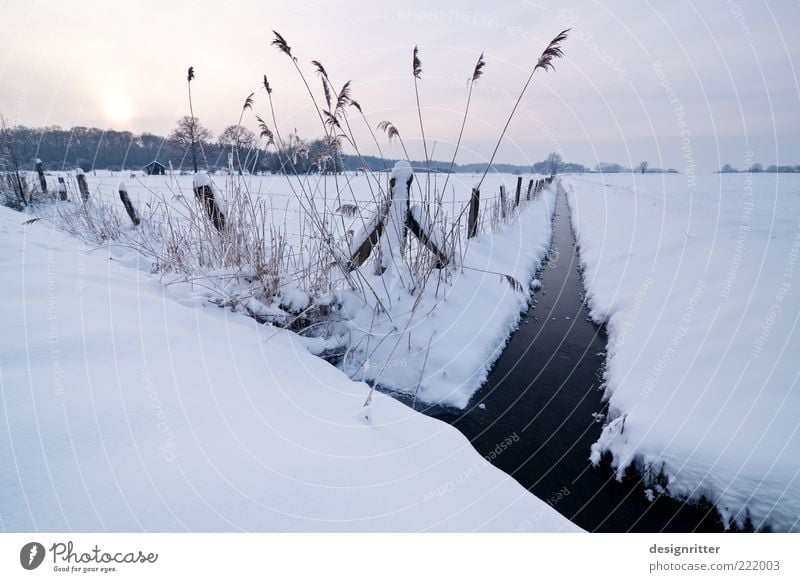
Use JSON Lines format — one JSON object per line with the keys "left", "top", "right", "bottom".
{"left": 27, "top": 168, "right": 551, "bottom": 246}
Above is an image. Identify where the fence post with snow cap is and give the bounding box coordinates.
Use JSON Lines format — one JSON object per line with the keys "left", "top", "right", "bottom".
{"left": 515, "top": 176, "right": 522, "bottom": 207}
{"left": 118, "top": 182, "right": 140, "bottom": 226}
{"left": 35, "top": 159, "right": 47, "bottom": 193}
{"left": 346, "top": 161, "right": 449, "bottom": 273}
{"left": 192, "top": 171, "right": 225, "bottom": 231}
{"left": 57, "top": 177, "right": 67, "bottom": 201}
{"left": 468, "top": 187, "right": 480, "bottom": 238}
{"left": 75, "top": 169, "right": 90, "bottom": 201}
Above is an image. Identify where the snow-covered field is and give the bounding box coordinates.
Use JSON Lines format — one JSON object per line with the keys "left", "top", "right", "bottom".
{"left": 565, "top": 173, "right": 800, "bottom": 531}
{"left": 0, "top": 202, "right": 578, "bottom": 532}
{"left": 61, "top": 169, "right": 540, "bottom": 248}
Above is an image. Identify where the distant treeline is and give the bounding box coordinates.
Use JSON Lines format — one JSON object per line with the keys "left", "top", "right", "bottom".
{"left": 5, "top": 125, "right": 250, "bottom": 172}
{"left": 4, "top": 123, "right": 682, "bottom": 175}
{"left": 719, "top": 163, "right": 800, "bottom": 173}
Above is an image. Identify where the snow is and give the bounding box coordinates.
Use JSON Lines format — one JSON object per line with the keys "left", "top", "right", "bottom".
{"left": 380, "top": 161, "right": 414, "bottom": 276}
{"left": 342, "top": 183, "right": 556, "bottom": 408}
{"left": 280, "top": 287, "right": 310, "bottom": 312}
{"left": 389, "top": 160, "right": 413, "bottom": 183}
{"left": 0, "top": 203, "right": 578, "bottom": 532}
{"left": 192, "top": 171, "right": 211, "bottom": 188}
{"left": 564, "top": 172, "right": 800, "bottom": 531}
{"left": 51, "top": 170, "right": 555, "bottom": 410}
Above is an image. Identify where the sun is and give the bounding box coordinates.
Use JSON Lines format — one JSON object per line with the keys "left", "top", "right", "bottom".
{"left": 104, "top": 93, "right": 131, "bottom": 125}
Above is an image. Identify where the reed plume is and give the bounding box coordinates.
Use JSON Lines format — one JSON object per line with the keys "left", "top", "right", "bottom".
{"left": 411, "top": 46, "right": 429, "bottom": 170}
{"left": 441, "top": 52, "right": 487, "bottom": 196}
{"left": 476, "top": 29, "right": 569, "bottom": 190}
{"left": 186, "top": 65, "right": 198, "bottom": 172}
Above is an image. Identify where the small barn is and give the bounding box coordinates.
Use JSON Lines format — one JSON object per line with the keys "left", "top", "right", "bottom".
{"left": 143, "top": 161, "right": 166, "bottom": 176}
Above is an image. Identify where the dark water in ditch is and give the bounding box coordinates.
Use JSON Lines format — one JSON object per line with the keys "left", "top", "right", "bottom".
{"left": 408, "top": 191, "right": 727, "bottom": 532}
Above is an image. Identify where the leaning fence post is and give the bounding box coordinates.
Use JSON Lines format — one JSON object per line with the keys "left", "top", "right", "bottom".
{"left": 468, "top": 187, "right": 480, "bottom": 238}
{"left": 515, "top": 176, "right": 522, "bottom": 207}
{"left": 192, "top": 171, "right": 225, "bottom": 231}
{"left": 118, "top": 181, "right": 140, "bottom": 226}
{"left": 499, "top": 184, "right": 507, "bottom": 219}
{"left": 526, "top": 178, "right": 534, "bottom": 201}
{"left": 75, "top": 169, "right": 90, "bottom": 201}
{"left": 35, "top": 159, "right": 47, "bottom": 193}
{"left": 57, "top": 177, "right": 67, "bottom": 201}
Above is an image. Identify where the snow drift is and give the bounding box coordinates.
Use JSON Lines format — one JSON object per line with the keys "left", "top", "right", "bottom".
{"left": 565, "top": 173, "right": 800, "bottom": 531}
{"left": 0, "top": 203, "right": 578, "bottom": 532}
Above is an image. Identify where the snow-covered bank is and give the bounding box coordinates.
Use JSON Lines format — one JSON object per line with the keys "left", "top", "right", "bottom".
{"left": 343, "top": 185, "right": 557, "bottom": 408}
{"left": 48, "top": 169, "right": 557, "bottom": 409}
{"left": 565, "top": 173, "right": 800, "bottom": 531}
{"left": 0, "top": 204, "right": 578, "bottom": 532}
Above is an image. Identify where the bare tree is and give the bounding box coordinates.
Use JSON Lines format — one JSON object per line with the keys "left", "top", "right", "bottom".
{"left": 219, "top": 125, "right": 256, "bottom": 150}
{"left": 639, "top": 160, "right": 648, "bottom": 174}
{"left": 0, "top": 115, "right": 32, "bottom": 208}
{"left": 168, "top": 116, "right": 213, "bottom": 171}
{"left": 219, "top": 125, "right": 256, "bottom": 173}
{"left": 546, "top": 152, "right": 562, "bottom": 176}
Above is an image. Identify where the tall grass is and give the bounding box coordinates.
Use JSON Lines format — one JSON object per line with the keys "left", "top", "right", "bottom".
{"left": 46, "top": 28, "right": 569, "bottom": 377}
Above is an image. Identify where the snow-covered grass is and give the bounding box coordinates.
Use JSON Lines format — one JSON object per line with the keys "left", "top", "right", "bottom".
{"left": 56, "top": 169, "right": 536, "bottom": 249}
{"left": 0, "top": 203, "right": 579, "bottom": 532}
{"left": 39, "top": 169, "right": 555, "bottom": 408}
{"left": 564, "top": 172, "right": 800, "bottom": 531}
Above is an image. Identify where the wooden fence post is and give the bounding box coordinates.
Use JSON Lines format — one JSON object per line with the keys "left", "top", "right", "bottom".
{"left": 526, "top": 179, "right": 534, "bottom": 201}
{"left": 35, "top": 159, "right": 47, "bottom": 193}
{"left": 75, "top": 169, "right": 90, "bottom": 201}
{"left": 499, "top": 184, "right": 507, "bottom": 219}
{"left": 515, "top": 176, "right": 522, "bottom": 207}
{"left": 57, "top": 177, "right": 67, "bottom": 201}
{"left": 467, "top": 187, "right": 480, "bottom": 238}
{"left": 118, "top": 182, "right": 140, "bottom": 226}
{"left": 192, "top": 172, "right": 225, "bottom": 231}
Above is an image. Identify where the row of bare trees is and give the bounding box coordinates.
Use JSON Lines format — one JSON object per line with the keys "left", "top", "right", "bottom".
{"left": 0, "top": 116, "right": 348, "bottom": 176}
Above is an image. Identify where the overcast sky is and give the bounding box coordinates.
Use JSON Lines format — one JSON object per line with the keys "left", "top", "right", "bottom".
{"left": 1, "top": 0, "right": 797, "bottom": 171}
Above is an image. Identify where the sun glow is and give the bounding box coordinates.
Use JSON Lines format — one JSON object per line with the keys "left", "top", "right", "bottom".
{"left": 104, "top": 93, "right": 131, "bottom": 124}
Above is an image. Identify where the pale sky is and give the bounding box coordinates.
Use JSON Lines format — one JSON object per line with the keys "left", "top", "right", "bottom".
{"left": 1, "top": 0, "right": 798, "bottom": 171}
